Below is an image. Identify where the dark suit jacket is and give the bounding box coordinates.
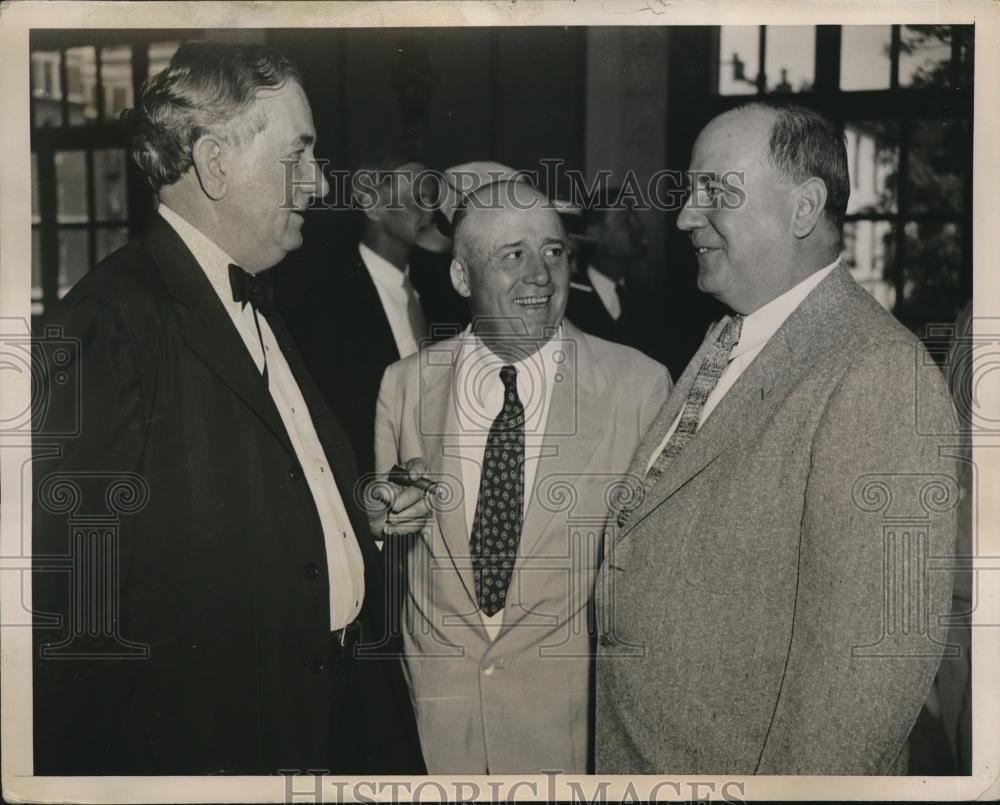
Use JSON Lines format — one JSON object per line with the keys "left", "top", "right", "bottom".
{"left": 566, "top": 269, "right": 657, "bottom": 362}
{"left": 287, "top": 254, "right": 403, "bottom": 482}
{"left": 31, "top": 214, "right": 424, "bottom": 775}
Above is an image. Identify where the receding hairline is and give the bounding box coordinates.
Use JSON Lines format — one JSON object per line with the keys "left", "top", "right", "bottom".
{"left": 452, "top": 184, "right": 564, "bottom": 261}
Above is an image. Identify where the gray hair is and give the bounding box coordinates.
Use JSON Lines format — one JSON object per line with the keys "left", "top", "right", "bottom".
{"left": 121, "top": 41, "right": 301, "bottom": 191}
{"left": 735, "top": 99, "right": 850, "bottom": 231}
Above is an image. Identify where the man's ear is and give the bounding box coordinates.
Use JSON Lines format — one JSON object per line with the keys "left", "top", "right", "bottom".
{"left": 450, "top": 257, "right": 471, "bottom": 299}
{"left": 791, "top": 177, "right": 828, "bottom": 239}
{"left": 191, "top": 134, "right": 229, "bottom": 201}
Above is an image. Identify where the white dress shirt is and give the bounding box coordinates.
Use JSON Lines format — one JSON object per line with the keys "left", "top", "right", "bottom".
{"left": 453, "top": 326, "right": 564, "bottom": 639}
{"left": 158, "top": 204, "right": 365, "bottom": 630}
{"left": 359, "top": 242, "right": 424, "bottom": 359}
{"left": 587, "top": 265, "right": 622, "bottom": 321}
{"left": 647, "top": 260, "right": 839, "bottom": 471}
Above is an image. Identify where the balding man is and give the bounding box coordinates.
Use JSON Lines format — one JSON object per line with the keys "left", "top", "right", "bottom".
{"left": 596, "top": 101, "right": 959, "bottom": 774}
{"left": 372, "top": 180, "right": 672, "bottom": 773}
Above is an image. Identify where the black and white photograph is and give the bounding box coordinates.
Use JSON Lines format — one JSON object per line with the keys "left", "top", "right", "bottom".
{"left": 0, "top": 1, "right": 997, "bottom": 802}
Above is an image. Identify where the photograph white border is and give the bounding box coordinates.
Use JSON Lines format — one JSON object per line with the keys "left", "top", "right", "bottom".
{"left": 1, "top": 1, "right": 997, "bottom": 801}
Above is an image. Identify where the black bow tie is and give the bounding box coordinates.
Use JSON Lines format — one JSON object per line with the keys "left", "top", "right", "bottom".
{"left": 228, "top": 264, "right": 274, "bottom": 315}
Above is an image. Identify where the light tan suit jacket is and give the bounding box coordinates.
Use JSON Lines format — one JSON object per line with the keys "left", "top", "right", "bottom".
{"left": 374, "top": 321, "right": 671, "bottom": 773}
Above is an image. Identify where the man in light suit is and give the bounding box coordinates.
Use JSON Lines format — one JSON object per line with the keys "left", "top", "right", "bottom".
{"left": 596, "top": 101, "right": 960, "bottom": 774}
{"left": 373, "top": 180, "right": 672, "bottom": 773}
{"left": 32, "top": 42, "right": 423, "bottom": 775}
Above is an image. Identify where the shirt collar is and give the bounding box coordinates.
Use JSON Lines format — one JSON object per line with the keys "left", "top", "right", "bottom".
{"left": 587, "top": 265, "right": 620, "bottom": 298}
{"left": 731, "top": 259, "right": 840, "bottom": 360}
{"left": 157, "top": 203, "right": 240, "bottom": 309}
{"left": 359, "top": 242, "right": 409, "bottom": 289}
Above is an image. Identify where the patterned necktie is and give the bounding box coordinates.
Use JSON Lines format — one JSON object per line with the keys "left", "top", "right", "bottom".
{"left": 617, "top": 313, "right": 744, "bottom": 528}
{"left": 471, "top": 365, "right": 525, "bottom": 616}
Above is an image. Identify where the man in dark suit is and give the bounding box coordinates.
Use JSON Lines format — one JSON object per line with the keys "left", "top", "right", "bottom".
{"left": 31, "top": 41, "right": 424, "bottom": 776}
{"left": 596, "top": 101, "right": 959, "bottom": 774}
{"left": 565, "top": 190, "right": 656, "bottom": 359}
{"left": 288, "top": 153, "right": 439, "bottom": 480}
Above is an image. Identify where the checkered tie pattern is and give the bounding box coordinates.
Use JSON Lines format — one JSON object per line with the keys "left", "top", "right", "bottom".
{"left": 471, "top": 364, "right": 525, "bottom": 616}
{"left": 617, "top": 313, "right": 744, "bottom": 528}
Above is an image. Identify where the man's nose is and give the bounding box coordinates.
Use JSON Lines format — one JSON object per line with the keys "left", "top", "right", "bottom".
{"left": 676, "top": 196, "right": 705, "bottom": 231}
{"left": 308, "top": 159, "right": 330, "bottom": 201}
{"left": 524, "top": 253, "right": 551, "bottom": 285}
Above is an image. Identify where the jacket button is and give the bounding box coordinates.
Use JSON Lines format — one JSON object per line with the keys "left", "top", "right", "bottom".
{"left": 482, "top": 662, "right": 495, "bottom": 676}
{"left": 303, "top": 562, "right": 320, "bottom": 579}
{"left": 289, "top": 464, "right": 303, "bottom": 480}
{"left": 308, "top": 657, "right": 326, "bottom": 674}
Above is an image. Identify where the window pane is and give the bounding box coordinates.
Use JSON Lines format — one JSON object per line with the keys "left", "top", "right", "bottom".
{"left": 96, "top": 227, "right": 129, "bottom": 262}
{"left": 30, "top": 50, "right": 63, "bottom": 128}
{"left": 55, "top": 151, "right": 88, "bottom": 223}
{"left": 94, "top": 149, "right": 127, "bottom": 221}
{"left": 32, "top": 227, "right": 43, "bottom": 300}
{"left": 58, "top": 228, "right": 90, "bottom": 297}
{"left": 148, "top": 41, "right": 180, "bottom": 79}
{"left": 764, "top": 26, "right": 815, "bottom": 92}
{"left": 899, "top": 220, "right": 964, "bottom": 332}
{"left": 843, "top": 220, "right": 896, "bottom": 311}
{"left": 899, "top": 25, "right": 952, "bottom": 88}
{"left": 840, "top": 26, "right": 892, "bottom": 90}
{"left": 718, "top": 26, "right": 759, "bottom": 95}
{"left": 31, "top": 153, "right": 41, "bottom": 224}
{"left": 845, "top": 121, "right": 898, "bottom": 215}
{"left": 906, "top": 119, "right": 967, "bottom": 215}
{"left": 101, "top": 45, "right": 133, "bottom": 122}
{"left": 65, "top": 46, "right": 98, "bottom": 125}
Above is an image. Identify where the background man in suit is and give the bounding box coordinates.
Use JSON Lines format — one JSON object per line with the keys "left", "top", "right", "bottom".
{"left": 596, "top": 101, "right": 959, "bottom": 774}
{"left": 31, "top": 42, "right": 423, "bottom": 775}
{"left": 565, "top": 189, "right": 647, "bottom": 347}
{"left": 289, "top": 152, "right": 436, "bottom": 480}
{"left": 372, "top": 180, "right": 671, "bottom": 774}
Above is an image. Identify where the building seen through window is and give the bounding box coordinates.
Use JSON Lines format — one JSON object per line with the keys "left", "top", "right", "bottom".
{"left": 715, "top": 24, "right": 972, "bottom": 341}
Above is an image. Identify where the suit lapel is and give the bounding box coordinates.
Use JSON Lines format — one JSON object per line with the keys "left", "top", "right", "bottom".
{"left": 623, "top": 320, "right": 722, "bottom": 482}
{"left": 416, "top": 350, "right": 479, "bottom": 606}
{"left": 619, "top": 265, "right": 856, "bottom": 537}
{"left": 518, "top": 322, "right": 606, "bottom": 559}
{"left": 344, "top": 256, "right": 401, "bottom": 365}
{"left": 141, "top": 216, "right": 296, "bottom": 461}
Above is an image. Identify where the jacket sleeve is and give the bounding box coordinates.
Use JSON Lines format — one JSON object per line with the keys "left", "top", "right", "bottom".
{"left": 369, "top": 363, "right": 404, "bottom": 539}
{"left": 32, "top": 289, "right": 151, "bottom": 774}
{"left": 755, "top": 338, "right": 960, "bottom": 774}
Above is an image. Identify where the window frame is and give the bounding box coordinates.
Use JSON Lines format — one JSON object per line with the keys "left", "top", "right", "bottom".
{"left": 708, "top": 24, "right": 973, "bottom": 332}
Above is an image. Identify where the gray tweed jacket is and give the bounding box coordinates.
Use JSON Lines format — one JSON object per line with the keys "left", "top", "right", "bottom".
{"left": 595, "top": 265, "right": 960, "bottom": 774}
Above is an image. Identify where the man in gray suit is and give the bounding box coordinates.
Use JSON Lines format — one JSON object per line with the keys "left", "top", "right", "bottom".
{"left": 596, "top": 101, "right": 960, "bottom": 774}
{"left": 373, "top": 180, "right": 671, "bottom": 773}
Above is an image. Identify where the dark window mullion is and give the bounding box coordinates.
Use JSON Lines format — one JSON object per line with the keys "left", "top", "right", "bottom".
{"left": 889, "top": 25, "right": 901, "bottom": 90}
{"left": 756, "top": 26, "right": 767, "bottom": 93}
{"left": 95, "top": 45, "right": 106, "bottom": 123}
{"left": 949, "top": 25, "right": 962, "bottom": 88}
{"left": 126, "top": 42, "right": 150, "bottom": 235}
{"left": 814, "top": 26, "right": 842, "bottom": 93}
{"left": 85, "top": 149, "right": 96, "bottom": 273}
{"left": 37, "top": 146, "right": 59, "bottom": 314}
{"left": 892, "top": 118, "right": 911, "bottom": 313}
{"left": 58, "top": 48, "right": 69, "bottom": 127}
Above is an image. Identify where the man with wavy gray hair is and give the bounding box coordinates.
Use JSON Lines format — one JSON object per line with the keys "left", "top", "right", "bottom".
{"left": 32, "top": 41, "right": 424, "bottom": 775}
